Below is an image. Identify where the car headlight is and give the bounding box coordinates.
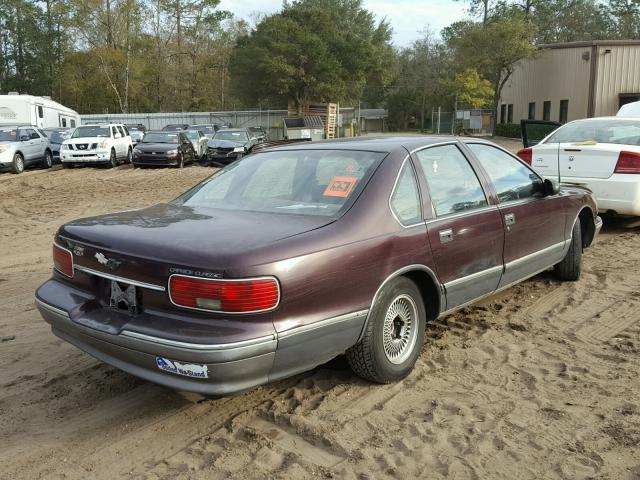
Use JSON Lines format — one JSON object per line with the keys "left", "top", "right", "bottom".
{"left": 0, "top": 144, "right": 11, "bottom": 153}
{"left": 133, "top": 148, "right": 141, "bottom": 155}
{"left": 166, "top": 149, "right": 178, "bottom": 155}
{"left": 98, "top": 140, "right": 108, "bottom": 148}
{"left": 61, "top": 143, "right": 69, "bottom": 150}
{"left": 233, "top": 147, "right": 245, "bottom": 153}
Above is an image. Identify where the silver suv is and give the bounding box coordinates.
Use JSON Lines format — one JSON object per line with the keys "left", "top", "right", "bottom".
{"left": 0, "top": 125, "right": 53, "bottom": 174}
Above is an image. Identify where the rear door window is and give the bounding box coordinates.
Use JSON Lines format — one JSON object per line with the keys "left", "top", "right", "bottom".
{"left": 27, "top": 129, "right": 40, "bottom": 139}
{"left": 416, "top": 144, "right": 488, "bottom": 217}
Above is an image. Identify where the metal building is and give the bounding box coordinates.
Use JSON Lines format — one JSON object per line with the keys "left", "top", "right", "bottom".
{"left": 499, "top": 40, "right": 640, "bottom": 124}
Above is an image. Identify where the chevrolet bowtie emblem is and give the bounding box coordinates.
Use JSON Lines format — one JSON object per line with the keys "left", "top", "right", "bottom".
{"left": 95, "top": 252, "right": 122, "bottom": 271}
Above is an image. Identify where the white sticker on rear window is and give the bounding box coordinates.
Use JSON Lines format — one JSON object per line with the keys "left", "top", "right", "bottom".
{"left": 156, "top": 356, "right": 209, "bottom": 379}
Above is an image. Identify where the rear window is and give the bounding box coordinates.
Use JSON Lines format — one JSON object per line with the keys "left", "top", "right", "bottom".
{"left": 72, "top": 126, "right": 110, "bottom": 138}
{"left": 175, "top": 150, "right": 385, "bottom": 217}
{"left": 142, "top": 132, "right": 180, "bottom": 143}
{"left": 547, "top": 119, "right": 640, "bottom": 146}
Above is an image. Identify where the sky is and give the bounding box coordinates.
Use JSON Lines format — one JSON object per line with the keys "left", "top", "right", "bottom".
{"left": 217, "top": 0, "right": 470, "bottom": 46}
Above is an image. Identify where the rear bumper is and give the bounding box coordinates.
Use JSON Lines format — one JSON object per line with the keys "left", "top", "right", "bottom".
{"left": 564, "top": 175, "right": 640, "bottom": 216}
{"left": 36, "top": 298, "right": 277, "bottom": 396}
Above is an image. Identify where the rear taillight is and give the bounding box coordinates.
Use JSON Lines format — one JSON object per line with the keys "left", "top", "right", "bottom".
{"left": 614, "top": 151, "right": 640, "bottom": 174}
{"left": 53, "top": 243, "right": 74, "bottom": 277}
{"left": 516, "top": 147, "right": 532, "bottom": 165}
{"left": 169, "top": 275, "right": 280, "bottom": 313}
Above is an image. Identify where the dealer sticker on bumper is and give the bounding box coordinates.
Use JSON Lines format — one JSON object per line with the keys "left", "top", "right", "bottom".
{"left": 156, "top": 356, "right": 209, "bottom": 379}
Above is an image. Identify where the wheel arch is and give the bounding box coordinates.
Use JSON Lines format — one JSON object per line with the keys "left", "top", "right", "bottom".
{"left": 576, "top": 206, "right": 596, "bottom": 248}
{"left": 356, "top": 265, "right": 443, "bottom": 343}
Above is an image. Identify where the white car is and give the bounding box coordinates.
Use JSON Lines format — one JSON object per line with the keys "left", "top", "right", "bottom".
{"left": 519, "top": 117, "right": 640, "bottom": 216}
{"left": 0, "top": 125, "right": 53, "bottom": 174}
{"left": 60, "top": 124, "right": 133, "bottom": 168}
{"left": 183, "top": 129, "right": 208, "bottom": 161}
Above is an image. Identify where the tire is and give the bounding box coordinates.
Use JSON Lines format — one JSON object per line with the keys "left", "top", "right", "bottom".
{"left": 11, "top": 153, "right": 24, "bottom": 174}
{"left": 42, "top": 150, "right": 53, "bottom": 169}
{"left": 125, "top": 148, "right": 132, "bottom": 164}
{"left": 176, "top": 152, "right": 184, "bottom": 169}
{"left": 108, "top": 149, "right": 117, "bottom": 168}
{"left": 346, "top": 276, "right": 426, "bottom": 383}
{"left": 555, "top": 217, "right": 582, "bottom": 281}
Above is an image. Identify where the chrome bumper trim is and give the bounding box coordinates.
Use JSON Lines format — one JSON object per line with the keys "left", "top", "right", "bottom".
{"left": 120, "top": 330, "right": 277, "bottom": 351}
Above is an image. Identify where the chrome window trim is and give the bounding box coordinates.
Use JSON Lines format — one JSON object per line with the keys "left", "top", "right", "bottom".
{"left": 388, "top": 156, "right": 425, "bottom": 229}
{"left": 53, "top": 242, "right": 74, "bottom": 278}
{"left": 425, "top": 205, "right": 499, "bottom": 224}
{"left": 278, "top": 309, "right": 369, "bottom": 340}
{"left": 444, "top": 265, "right": 503, "bottom": 289}
{"left": 35, "top": 298, "right": 69, "bottom": 318}
{"left": 121, "top": 330, "right": 277, "bottom": 351}
{"left": 75, "top": 265, "right": 166, "bottom": 292}
{"left": 167, "top": 273, "right": 281, "bottom": 315}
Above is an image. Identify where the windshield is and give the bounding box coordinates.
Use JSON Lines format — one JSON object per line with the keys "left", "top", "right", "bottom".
{"left": 72, "top": 126, "right": 110, "bottom": 138}
{"left": 142, "top": 132, "right": 180, "bottom": 144}
{"left": 175, "top": 149, "right": 385, "bottom": 217}
{"left": 0, "top": 128, "right": 18, "bottom": 142}
{"left": 546, "top": 119, "right": 640, "bottom": 146}
{"left": 44, "top": 130, "right": 70, "bottom": 143}
{"left": 214, "top": 131, "right": 248, "bottom": 142}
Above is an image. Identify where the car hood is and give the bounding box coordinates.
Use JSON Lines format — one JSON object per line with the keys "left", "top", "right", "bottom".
{"left": 136, "top": 143, "right": 178, "bottom": 151}
{"left": 58, "top": 203, "right": 331, "bottom": 271}
{"left": 207, "top": 139, "right": 246, "bottom": 149}
{"left": 67, "top": 137, "right": 109, "bottom": 144}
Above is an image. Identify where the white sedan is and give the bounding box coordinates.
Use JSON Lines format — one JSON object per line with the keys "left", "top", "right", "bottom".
{"left": 184, "top": 130, "right": 208, "bottom": 161}
{"left": 518, "top": 117, "right": 640, "bottom": 216}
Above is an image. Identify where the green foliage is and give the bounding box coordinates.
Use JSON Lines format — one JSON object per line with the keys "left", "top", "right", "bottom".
{"left": 495, "top": 122, "right": 522, "bottom": 138}
{"left": 453, "top": 68, "right": 494, "bottom": 108}
{"left": 229, "top": 0, "right": 393, "bottom": 108}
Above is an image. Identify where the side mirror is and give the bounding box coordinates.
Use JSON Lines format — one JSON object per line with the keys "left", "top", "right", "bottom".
{"left": 114, "top": 133, "right": 122, "bottom": 139}
{"left": 543, "top": 178, "right": 560, "bottom": 196}
{"left": 20, "top": 135, "right": 29, "bottom": 141}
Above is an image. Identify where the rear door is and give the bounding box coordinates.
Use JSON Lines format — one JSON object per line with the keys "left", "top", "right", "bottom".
{"left": 466, "top": 143, "right": 567, "bottom": 287}
{"left": 413, "top": 143, "right": 504, "bottom": 310}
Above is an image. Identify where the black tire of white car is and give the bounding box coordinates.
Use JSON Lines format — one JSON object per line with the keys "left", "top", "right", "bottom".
{"left": 555, "top": 217, "right": 582, "bottom": 281}
{"left": 12, "top": 153, "right": 24, "bottom": 174}
{"left": 42, "top": 150, "right": 52, "bottom": 169}
{"left": 346, "top": 276, "right": 426, "bottom": 383}
{"left": 108, "top": 149, "right": 117, "bottom": 168}
{"left": 126, "top": 149, "right": 132, "bottom": 164}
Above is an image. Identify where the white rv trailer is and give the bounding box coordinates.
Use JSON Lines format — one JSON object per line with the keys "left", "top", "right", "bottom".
{"left": 0, "top": 93, "right": 80, "bottom": 129}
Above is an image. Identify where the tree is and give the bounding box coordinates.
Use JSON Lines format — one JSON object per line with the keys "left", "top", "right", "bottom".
{"left": 607, "top": 0, "right": 640, "bottom": 38}
{"left": 453, "top": 68, "right": 494, "bottom": 108}
{"left": 229, "top": 0, "right": 392, "bottom": 109}
{"left": 446, "top": 13, "right": 537, "bottom": 132}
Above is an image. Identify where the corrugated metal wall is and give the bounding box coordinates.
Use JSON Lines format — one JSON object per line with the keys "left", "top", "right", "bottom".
{"left": 594, "top": 45, "right": 640, "bottom": 116}
{"left": 499, "top": 47, "right": 592, "bottom": 123}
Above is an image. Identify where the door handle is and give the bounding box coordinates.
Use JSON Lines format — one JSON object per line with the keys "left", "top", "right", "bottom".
{"left": 563, "top": 148, "right": 581, "bottom": 152}
{"left": 504, "top": 213, "right": 516, "bottom": 226}
{"left": 439, "top": 229, "right": 453, "bottom": 243}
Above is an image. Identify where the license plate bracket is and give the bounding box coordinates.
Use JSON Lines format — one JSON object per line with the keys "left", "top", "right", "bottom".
{"left": 109, "top": 280, "right": 139, "bottom": 314}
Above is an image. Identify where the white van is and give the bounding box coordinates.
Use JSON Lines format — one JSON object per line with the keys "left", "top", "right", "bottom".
{"left": 617, "top": 101, "right": 640, "bottom": 118}
{"left": 0, "top": 93, "right": 80, "bottom": 129}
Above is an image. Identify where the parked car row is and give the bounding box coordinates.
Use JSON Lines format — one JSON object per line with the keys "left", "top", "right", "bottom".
{"left": 0, "top": 122, "right": 270, "bottom": 173}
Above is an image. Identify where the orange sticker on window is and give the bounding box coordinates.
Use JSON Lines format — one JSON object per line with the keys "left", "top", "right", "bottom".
{"left": 324, "top": 176, "right": 358, "bottom": 198}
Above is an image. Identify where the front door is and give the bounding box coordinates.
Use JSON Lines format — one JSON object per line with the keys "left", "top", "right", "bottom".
{"left": 414, "top": 143, "right": 505, "bottom": 310}
{"left": 466, "top": 143, "right": 567, "bottom": 287}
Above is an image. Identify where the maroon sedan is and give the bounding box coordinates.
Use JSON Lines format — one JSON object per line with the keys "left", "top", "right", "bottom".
{"left": 36, "top": 137, "right": 602, "bottom": 395}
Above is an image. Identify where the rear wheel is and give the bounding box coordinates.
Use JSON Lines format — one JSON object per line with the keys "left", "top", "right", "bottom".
{"left": 347, "top": 276, "right": 426, "bottom": 383}
{"left": 555, "top": 217, "right": 582, "bottom": 281}
{"left": 42, "top": 150, "right": 53, "bottom": 169}
{"left": 176, "top": 152, "right": 184, "bottom": 168}
{"left": 125, "top": 148, "right": 132, "bottom": 164}
{"left": 11, "top": 153, "right": 24, "bottom": 174}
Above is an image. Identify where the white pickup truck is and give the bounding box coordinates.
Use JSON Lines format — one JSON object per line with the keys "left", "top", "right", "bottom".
{"left": 60, "top": 124, "right": 133, "bottom": 168}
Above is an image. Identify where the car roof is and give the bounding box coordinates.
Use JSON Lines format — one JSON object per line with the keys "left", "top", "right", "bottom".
{"left": 215, "top": 128, "right": 247, "bottom": 133}
{"left": 265, "top": 135, "right": 465, "bottom": 153}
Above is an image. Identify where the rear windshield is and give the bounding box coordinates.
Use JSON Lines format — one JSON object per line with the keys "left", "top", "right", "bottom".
{"left": 142, "top": 132, "right": 180, "bottom": 143}
{"left": 185, "top": 131, "right": 200, "bottom": 140}
{"left": 72, "top": 126, "right": 109, "bottom": 138}
{"left": 175, "top": 149, "right": 385, "bottom": 217}
{"left": 0, "top": 128, "right": 18, "bottom": 141}
{"left": 546, "top": 119, "right": 640, "bottom": 146}
{"left": 191, "top": 125, "right": 215, "bottom": 134}
{"left": 214, "top": 131, "right": 248, "bottom": 142}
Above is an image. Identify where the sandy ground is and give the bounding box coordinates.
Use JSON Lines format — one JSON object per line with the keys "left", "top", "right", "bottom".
{"left": 0, "top": 147, "right": 639, "bottom": 479}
